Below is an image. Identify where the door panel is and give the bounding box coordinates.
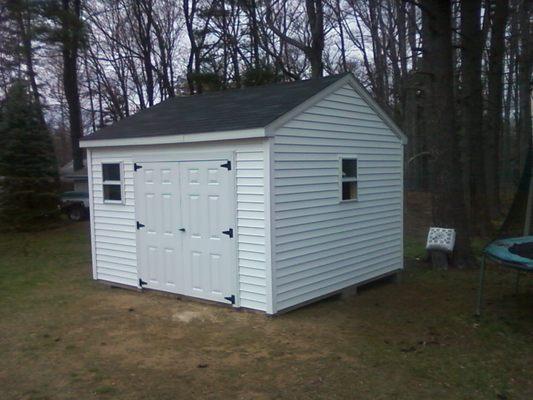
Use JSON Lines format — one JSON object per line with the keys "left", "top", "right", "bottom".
{"left": 180, "top": 160, "right": 234, "bottom": 303}
{"left": 135, "top": 162, "right": 182, "bottom": 293}
{"left": 135, "top": 158, "right": 235, "bottom": 304}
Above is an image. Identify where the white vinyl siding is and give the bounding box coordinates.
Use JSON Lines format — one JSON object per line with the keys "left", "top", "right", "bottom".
{"left": 272, "top": 83, "right": 404, "bottom": 312}
{"left": 88, "top": 139, "right": 268, "bottom": 311}
{"left": 236, "top": 150, "right": 268, "bottom": 311}
{"left": 91, "top": 158, "right": 136, "bottom": 286}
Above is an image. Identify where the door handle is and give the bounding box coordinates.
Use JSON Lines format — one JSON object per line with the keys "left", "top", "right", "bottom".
{"left": 179, "top": 228, "right": 186, "bottom": 232}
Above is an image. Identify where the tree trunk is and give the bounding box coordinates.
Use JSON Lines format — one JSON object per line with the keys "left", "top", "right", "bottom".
{"left": 266, "top": 0, "right": 324, "bottom": 78}
{"left": 460, "top": 0, "right": 491, "bottom": 233}
{"left": 305, "top": 0, "right": 325, "bottom": 78}
{"left": 397, "top": 0, "right": 408, "bottom": 78}
{"left": 517, "top": 0, "right": 532, "bottom": 169}
{"left": 334, "top": 0, "right": 347, "bottom": 71}
{"left": 421, "top": 0, "right": 473, "bottom": 265}
{"left": 184, "top": 0, "right": 196, "bottom": 94}
{"left": 503, "top": 4, "right": 518, "bottom": 188}
{"left": 408, "top": 2, "right": 419, "bottom": 70}
{"left": 133, "top": 0, "right": 154, "bottom": 106}
{"left": 16, "top": 9, "right": 45, "bottom": 126}
{"left": 62, "top": 0, "right": 83, "bottom": 171}
{"left": 368, "top": 0, "right": 387, "bottom": 103}
{"left": 152, "top": 18, "right": 175, "bottom": 98}
{"left": 83, "top": 50, "right": 97, "bottom": 133}
{"left": 485, "top": 0, "right": 509, "bottom": 219}
{"left": 247, "top": 0, "right": 261, "bottom": 68}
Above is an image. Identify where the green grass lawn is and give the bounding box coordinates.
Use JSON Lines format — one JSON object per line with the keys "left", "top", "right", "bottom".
{"left": 0, "top": 223, "right": 532, "bottom": 399}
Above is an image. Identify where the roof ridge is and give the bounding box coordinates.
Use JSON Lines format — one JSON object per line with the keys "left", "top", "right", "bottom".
{"left": 172, "top": 72, "right": 351, "bottom": 99}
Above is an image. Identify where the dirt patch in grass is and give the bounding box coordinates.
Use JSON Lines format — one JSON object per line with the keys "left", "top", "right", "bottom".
{"left": 0, "top": 222, "right": 532, "bottom": 400}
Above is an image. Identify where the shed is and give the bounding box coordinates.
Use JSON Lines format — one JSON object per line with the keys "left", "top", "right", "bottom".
{"left": 80, "top": 73, "right": 407, "bottom": 314}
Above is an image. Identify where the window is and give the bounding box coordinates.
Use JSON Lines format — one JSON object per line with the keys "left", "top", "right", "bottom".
{"left": 340, "top": 158, "right": 358, "bottom": 201}
{"left": 102, "top": 163, "right": 122, "bottom": 202}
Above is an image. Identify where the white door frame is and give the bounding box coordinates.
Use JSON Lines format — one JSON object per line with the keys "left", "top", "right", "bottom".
{"left": 133, "top": 151, "right": 239, "bottom": 307}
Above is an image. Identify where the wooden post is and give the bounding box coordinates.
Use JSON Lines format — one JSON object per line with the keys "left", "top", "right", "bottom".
{"left": 517, "top": 159, "right": 533, "bottom": 294}
{"left": 430, "top": 250, "right": 449, "bottom": 269}
{"left": 523, "top": 170, "right": 533, "bottom": 236}
{"left": 475, "top": 254, "right": 486, "bottom": 317}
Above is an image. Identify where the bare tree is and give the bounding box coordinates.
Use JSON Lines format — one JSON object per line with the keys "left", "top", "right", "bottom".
{"left": 183, "top": 0, "right": 216, "bottom": 93}
{"left": 485, "top": 0, "right": 509, "bottom": 218}
{"left": 8, "top": 1, "right": 45, "bottom": 124}
{"left": 421, "top": 0, "right": 472, "bottom": 265}
{"left": 265, "top": 0, "right": 325, "bottom": 78}
{"left": 460, "top": 0, "right": 491, "bottom": 232}
{"left": 43, "top": 0, "right": 85, "bottom": 171}
{"left": 516, "top": 0, "right": 532, "bottom": 170}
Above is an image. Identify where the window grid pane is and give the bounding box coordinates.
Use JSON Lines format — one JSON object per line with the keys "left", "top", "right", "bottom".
{"left": 342, "top": 159, "right": 357, "bottom": 179}
{"left": 103, "top": 163, "right": 121, "bottom": 182}
{"left": 342, "top": 181, "right": 357, "bottom": 200}
{"left": 103, "top": 184, "right": 122, "bottom": 201}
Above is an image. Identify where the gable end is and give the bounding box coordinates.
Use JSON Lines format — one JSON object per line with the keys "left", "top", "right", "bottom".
{"left": 266, "top": 74, "right": 407, "bottom": 145}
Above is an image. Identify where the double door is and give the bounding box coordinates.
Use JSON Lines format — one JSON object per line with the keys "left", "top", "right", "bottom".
{"left": 134, "top": 159, "right": 235, "bottom": 304}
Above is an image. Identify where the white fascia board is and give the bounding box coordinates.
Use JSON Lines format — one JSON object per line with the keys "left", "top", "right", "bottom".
{"left": 80, "top": 127, "right": 266, "bottom": 148}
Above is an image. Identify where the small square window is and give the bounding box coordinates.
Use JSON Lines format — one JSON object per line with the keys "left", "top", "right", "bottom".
{"left": 102, "top": 163, "right": 122, "bottom": 203}
{"left": 340, "top": 158, "right": 358, "bottom": 201}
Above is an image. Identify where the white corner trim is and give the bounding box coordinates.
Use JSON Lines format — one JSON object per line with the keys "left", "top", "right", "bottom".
{"left": 86, "top": 148, "right": 98, "bottom": 280}
{"left": 400, "top": 144, "right": 405, "bottom": 270}
{"left": 80, "top": 127, "right": 267, "bottom": 148}
{"left": 263, "top": 138, "right": 276, "bottom": 314}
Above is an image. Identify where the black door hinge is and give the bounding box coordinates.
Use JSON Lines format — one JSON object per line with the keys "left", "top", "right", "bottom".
{"left": 220, "top": 160, "right": 231, "bottom": 170}
{"left": 137, "top": 221, "right": 145, "bottom": 230}
{"left": 134, "top": 163, "right": 142, "bottom": 171}
{"left": 224, "top": 294, "right": 235, "bottom": 304}
{"left": 139, "top": 278, "right": 147, "bottom": 287}
{"left": 222, "top": 228, "right": 233, "bottom": 238}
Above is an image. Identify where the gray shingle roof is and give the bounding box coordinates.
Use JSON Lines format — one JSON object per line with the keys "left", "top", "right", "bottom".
{"left": 82, "top": 73, "right": 350, "bottom": 141}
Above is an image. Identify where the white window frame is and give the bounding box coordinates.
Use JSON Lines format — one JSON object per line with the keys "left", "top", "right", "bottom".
{"left": 102, "top": 162, "right": 124, "bottom": 204}
{"left": 339, "top": 156, "right": 358, "bottom": 202}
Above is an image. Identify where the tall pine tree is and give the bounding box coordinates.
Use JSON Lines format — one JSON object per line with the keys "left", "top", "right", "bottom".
{"left": 0, "top": 81, "right": 59, "bottom": 230}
